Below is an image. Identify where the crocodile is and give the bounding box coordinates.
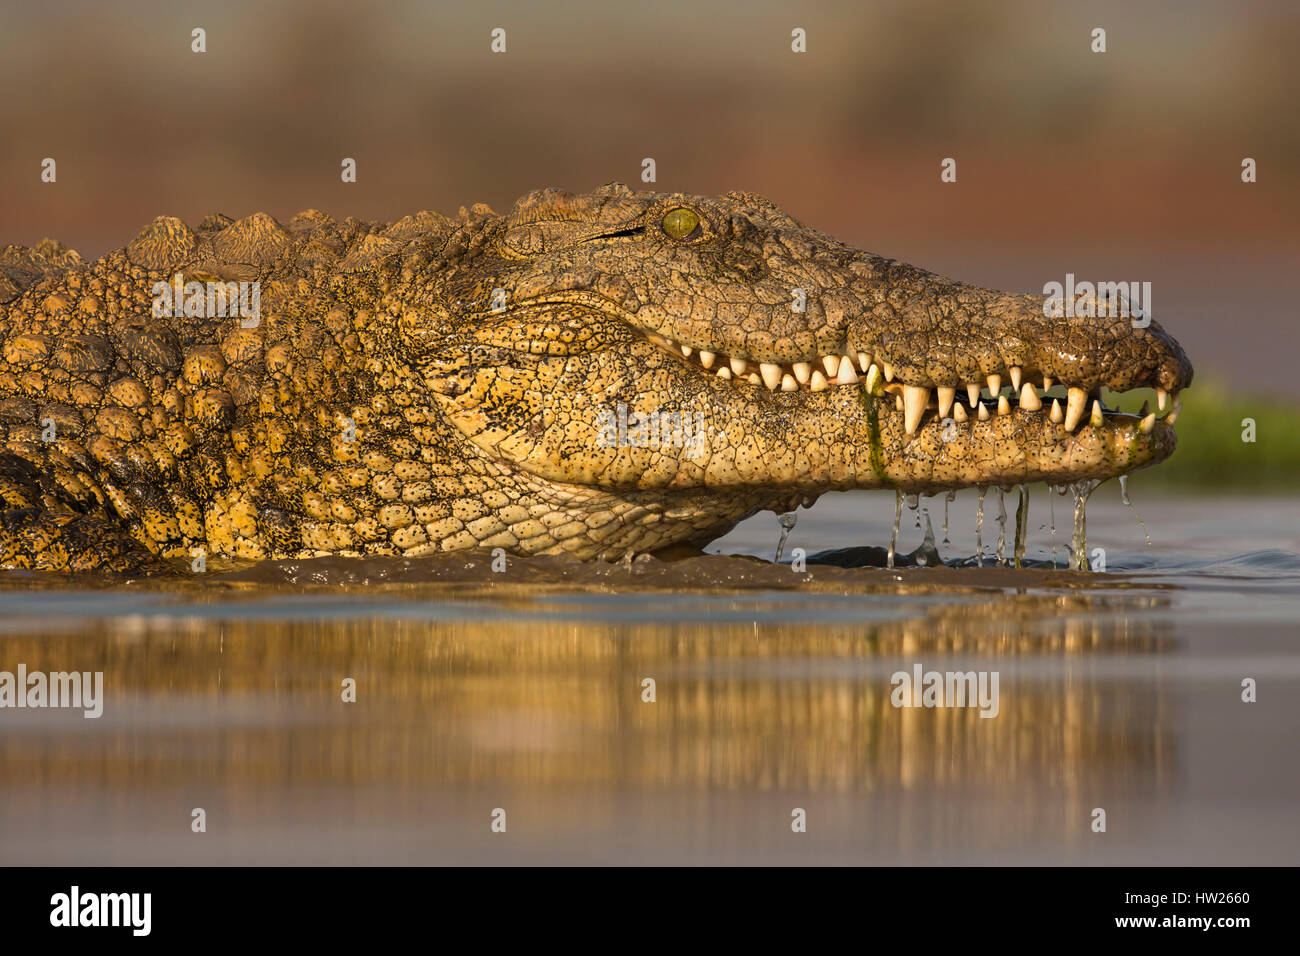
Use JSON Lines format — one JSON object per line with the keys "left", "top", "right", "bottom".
{"left": 0, "top": 183, "right": 1192, "bottom": 572}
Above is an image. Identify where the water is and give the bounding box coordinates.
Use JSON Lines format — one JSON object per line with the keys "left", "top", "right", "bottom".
{"left": 774, "top": 511, "right": 798, "bottom": 564}
{"left": 1013, "top": 484, "right": 1029, "bottom": 568}
{"left": 1068, "top": 480, "right": 1101, "bottom": 570}
{"left": 995, "top": 488, "right": 1008, "bottom": 566}
{"left": 1118, "top": 475, "right": 1154, "bottom": 552}
{"left": 1, "top": 486, "right": 1297, "bottom": 865}
{"left": 887, "top": 489, "right": 903, "bottom": 570}
{"left": 1048, "top": 488, "right": 1059, "bottom": 570}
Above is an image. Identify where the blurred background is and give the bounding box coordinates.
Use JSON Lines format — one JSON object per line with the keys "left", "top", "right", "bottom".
{"left": 2, "top": 0, "right": 1297, "bottom": 483}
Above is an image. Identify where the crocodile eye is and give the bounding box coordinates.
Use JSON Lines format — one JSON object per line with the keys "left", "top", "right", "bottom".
{"left": 661, "top": 207, "right": 701, "bottom": 241}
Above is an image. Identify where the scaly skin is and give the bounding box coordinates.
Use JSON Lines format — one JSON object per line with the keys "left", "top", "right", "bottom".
{"left": 0, "top": 184, "right": 1192, "bottom": 571}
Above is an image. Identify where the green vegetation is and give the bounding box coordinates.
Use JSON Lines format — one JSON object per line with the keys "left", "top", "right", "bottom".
{"left": 1109, "top": 383, "right": 1300, "bottom": 490}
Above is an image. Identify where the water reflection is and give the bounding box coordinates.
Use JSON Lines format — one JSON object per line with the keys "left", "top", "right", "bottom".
{"left": 0, "top": 590, "right": 1182, "bottom": 863}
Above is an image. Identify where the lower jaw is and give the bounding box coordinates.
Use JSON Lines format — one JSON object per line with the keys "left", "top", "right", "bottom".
{"left": 720, "top": 393, "right": 1178, "bottom": 496}
{"left": 835, "top": 403, "right": 1176, "bottom": 494}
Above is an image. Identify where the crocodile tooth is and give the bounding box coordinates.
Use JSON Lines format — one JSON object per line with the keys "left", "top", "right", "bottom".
{"left": 966, "top": 383, "right": 981, "bottom": 406}
{"left": 792, "top": 361, "right": 811, "bottom": 384}
{"left": 836, "top": 355, "right": 859, "bottom": 384}
{"left": 821, "top": 355, "right": 840, "bottom": 376}
{"left": 997, "top": 394, "right": 1011, "bottom": 416}
{"left": 809, "top": 370, "right": 829, "bottom": 392}
{"left": 1157, "top": 387, "right": 1168, "bottom": 411}
{"left": 1049, "top": 398, "right": 1063, "bottom": 424}
{"left": 1009, "top": 366, "right": 1022, "bottom": 390}
{"left": 781, "top": 373, "right": 799, "bottom": 392}
{"left": 681, "top": 344, "right": 693, "bottom": 357}
{"left": 977, "top": 402, "right": 990, "bottom": 421}
{"left": 1042, "top": 376, "right": 1054, "bottom": 390}
{"left": 986, "top": 373, "right": 1001, "bottom": 396}
{"left": 1089, "top": 399, "right": 1105, "bottom": 428}
{"left": 747, "top": 372, "right": 762, "bottom": 386}
{"left": 730, "top": 356, "right": 749, "bottom": 376}
{"left": 760, "top": 362, "right": 783, "bottom": 390}
{"left": 1019, "top": 382, "right": 1041, "bottom": 411}
{"left": 1064, "top": 387, "right": 1088, "bottom": 431}
{"left": 857, "top": 352, "right": 872, "bottom": 372}
{"left": 903, "top": 385, "right": 930, "bottom": 434}
{"left": 1139, "top": 412, "right": 1156, "bottom": 433}
{"left": 863, "top": 364, "right": 882, "bottom": 393}
{"left": 953, "top": 403, "right": 968, "bottom": 423}
{"left": 883, "top": 363, "right": 895, "bottom": 382}
{"left": 937, "top": 386, "right": 955, "bottom": 418}
{"left": 1138, "top": 399, "right": 1150, "bottom": 417}
{"left": 895, "top": 394, "right": 904, "bottom": 411}
{"left": 698, "top": 350, "right": 716, "bottom": 369}
{"left": 1166, "top": 400, "right": 1182, "bottom": 424}
{"left": 716, "top": 366, "right": 732, "bottom": 380}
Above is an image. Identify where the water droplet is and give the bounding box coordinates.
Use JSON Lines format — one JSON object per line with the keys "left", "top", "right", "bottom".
{"left": 1068, "top": 479, "right": 1101, "bottom": 570}
{"left": 905, "top": 492, "right": 921, "bottom": 528}
{"left": 1013, "top": 484, "right": 1029, "bottom": 568}
{"left": 995, "top": 488, "right": 1008, "bottom": 566}
{"left": 915, "top": 509, "right": 941, "bottom": 567}
{"left": 1118, "top": 475, "right": 1153, "bottom": 556}
{"left": 1049, "top": 490, "right": 1058, "bottom": 570}
{"left": 888, "top": 489, "right": 903, "bottom": 570}
{"left": 774, "top": 511, "right": 798, "bottom": 564}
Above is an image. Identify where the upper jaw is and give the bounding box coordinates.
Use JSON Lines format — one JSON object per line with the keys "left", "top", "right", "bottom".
{"left": 625, "top": 234, "right": 1193, "bottom": 422}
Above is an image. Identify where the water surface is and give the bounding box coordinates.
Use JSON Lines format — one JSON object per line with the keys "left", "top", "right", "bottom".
{"left": 1, "top": 485, "right": 1296, "bottom": 865}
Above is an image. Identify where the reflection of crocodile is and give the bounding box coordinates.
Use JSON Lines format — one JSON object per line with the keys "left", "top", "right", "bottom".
{"left": 0, "top": 599, "right": 1175, "bottom": 864}
{"left": 0, "top": 592, "right": 1172, "bottom": 798}
{"left": 0, "top": 185, "right": 1191, "bottom": 570}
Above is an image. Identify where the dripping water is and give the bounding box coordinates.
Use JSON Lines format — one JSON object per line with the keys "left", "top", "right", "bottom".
{"left": 975, "top": 487, "right": 986, "bottom": 567}
{"left": 1068, "top": 479, "right": 1101, "bottom": 570}
{"left": 942, "top": 490, "right": 956, "bottom": 545}
{"left": 995, "top": 487, "right": 1008, "bottom": 566}
{"left": 1070, "top": 488, "right": 1087, "bottom": 570}
{"left": 888, "top": 489, "right": 903, "bottom": 570}
{"left": 906, "top": 492, "right": 920, "bottom": 529}
{"left": 914, "top": 508, "right": 941, "bottom": 567}
{"left": 1117, "top": 475, "right": 1154, "bottom": 556}
{"left": 1048, "top": 485, "right": 1060, "bottom": 570}
{"left": 774, "top": 511, "right": 798, "bottom": 564}
{"left": 1013, "top": 484, "right": 1029, "bottom": 569}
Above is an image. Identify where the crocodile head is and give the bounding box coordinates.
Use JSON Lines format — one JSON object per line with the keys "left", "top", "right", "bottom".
{"left": 407, "top": 183, "right": 1192, "bottom": 558}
